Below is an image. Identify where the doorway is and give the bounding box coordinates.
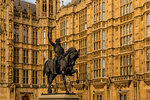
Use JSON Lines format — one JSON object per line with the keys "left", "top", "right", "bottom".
{"left": 22, "top": 95, "right": 29, "bottom": 100}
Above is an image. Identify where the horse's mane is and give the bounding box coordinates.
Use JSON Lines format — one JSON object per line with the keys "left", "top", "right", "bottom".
{"left": 65, "top": 47, "right": 77, "bottom": 54}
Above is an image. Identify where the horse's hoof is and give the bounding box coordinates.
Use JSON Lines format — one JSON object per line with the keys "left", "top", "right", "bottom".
{"left": 48, "top": 89, "right": 52, "bottom": 94}
{"left": 76, "top": 80, "right": 79, "bottom": 84}
{"left": 48, "top": 91, "right": 52, "bottom": 94}
{"left": 66, "top": 91, "right": 69, "bottom": 94}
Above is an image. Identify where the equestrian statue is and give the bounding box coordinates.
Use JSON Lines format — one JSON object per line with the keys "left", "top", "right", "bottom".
{"left": 43, "top": 32, "right": 80, "bottom": 94}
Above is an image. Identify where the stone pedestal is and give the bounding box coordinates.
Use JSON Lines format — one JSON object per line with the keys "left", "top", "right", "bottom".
{"left": 39, "top": 93, "right": 80, "bottom": 100}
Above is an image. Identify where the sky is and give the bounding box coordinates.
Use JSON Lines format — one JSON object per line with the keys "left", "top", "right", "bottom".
{"left": 23, "top": 0, "right": 72, "bottom": 6}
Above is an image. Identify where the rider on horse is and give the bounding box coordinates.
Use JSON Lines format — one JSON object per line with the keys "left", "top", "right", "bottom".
{"left": 44, "top": 33, "right": 80, "bottom": 93}
{"left": 48, "top": 33, "right": 64, "bottom": 74}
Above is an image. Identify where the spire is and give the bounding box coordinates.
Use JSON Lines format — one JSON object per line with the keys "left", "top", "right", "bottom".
{"left": 62, "top": 0, "right": 64, "bottom": 7}
{"left": 18, "top": 0, "right": 22, "bottom": 11}
{"left": 62, "top": 0, "right": 63, "bottom": 4}
{"left": 18, "top": 0, "right": 21, "bottom": 6}
{"left": 71, "top": 0, "right": 74, "bottom": 4}
{"left": 28, "top": 4, "right": 31, "bottom": 16}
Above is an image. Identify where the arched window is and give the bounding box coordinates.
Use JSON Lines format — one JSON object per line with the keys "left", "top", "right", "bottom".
{"left": 102, "top": 58, "right": 105, "bottom": 77}
{"left": 147, "top": 13, "right": 150, "bottom": 37}
{"left": 43, "top": 30, "right": 46, "bottom": 44}
{"left": 147, "top": 49, "right": 150, "bottom": 60}
{"left": 120, "top": 94, "right": 127, "bottom": 100}
{"left": 147, "top": 49, "right": 150, "bottom": 72}
{"left": 43, "top": 0, "right": 47, "bottom": 16}
{"left": 3, "top": 0, "right": 6, "bottom": 3}
{"left": 43, "top": 51, "right": 46, "bottom": 63}
{"left": 49, "top": 0, "right": 53, "bottom": 17}
{"left": 102, "top": 30, "right": 105, "bottom": 49}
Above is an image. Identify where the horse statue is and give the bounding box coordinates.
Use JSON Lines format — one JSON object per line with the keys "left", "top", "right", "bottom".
{"left": 43, "top": 47, "right": 80, "bottom": 94}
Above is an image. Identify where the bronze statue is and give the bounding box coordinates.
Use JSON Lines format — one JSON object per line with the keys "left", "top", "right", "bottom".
{"left": 43, "top": 32, "right": 80, "bottom": 94}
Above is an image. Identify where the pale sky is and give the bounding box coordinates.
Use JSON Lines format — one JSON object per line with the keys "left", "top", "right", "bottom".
{"left": 23, "top": 0, "right": 72, "bottom": 6}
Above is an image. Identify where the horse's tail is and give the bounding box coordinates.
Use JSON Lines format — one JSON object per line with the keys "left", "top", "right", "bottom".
{"left": 43, "top": 60, "right": 48, "bottom": 76}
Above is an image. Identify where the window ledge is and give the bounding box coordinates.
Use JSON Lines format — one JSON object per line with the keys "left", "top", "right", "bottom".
{"left": 120, "top": 44, "right": 133, "bottom": 50}
{"left": 92, "top": 78, "right": 108, "bottom": 88}
{"left": 111, "top": 75, "right": 133, "bottom": 88}
{"left": 32, "top": 84, "right": 39, "bottom": 88}
{"left": 23, "top": 84, "right": 30, "bottom": 88}
{"left": 120, "top": 12, "right": 133, "bottom": 18}
{"left": 144, "top": 72, "right": 150, "bottom": 85}
{"left": 40, "top": 84, "right": 47, "bottom": 88}
{"left": 14, "top": 83, "right": 21, "bottom": 88}
{"left": 72, "top": 80, "right": 87, "bottom": 90}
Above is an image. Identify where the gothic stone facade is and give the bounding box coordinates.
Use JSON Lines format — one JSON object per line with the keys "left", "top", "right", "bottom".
{"left": 0, "top": 0, "right": 150, "bottom": 100}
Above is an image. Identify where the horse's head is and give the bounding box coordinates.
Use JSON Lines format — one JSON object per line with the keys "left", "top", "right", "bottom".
{"left": 66, "top": 47, "right": 80, "bottom": 66}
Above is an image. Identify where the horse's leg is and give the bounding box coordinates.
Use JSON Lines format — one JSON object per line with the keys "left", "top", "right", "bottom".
{"left": 47, "top": 74, "right": 52, "bottom": 94}
{"left": 71, "top": 69, "right": 79, "bottom": 83}
{"left": 75, "top": 69, "right": 79, "bottom": 83}
{"left": 48, "top": 74, "right": 57, "bottom": 93}
{"left": 62, "top": 74, "right": 69, "bottom": 93}
{"left": 49, "top": 74, "right": 57, "bottom": 85}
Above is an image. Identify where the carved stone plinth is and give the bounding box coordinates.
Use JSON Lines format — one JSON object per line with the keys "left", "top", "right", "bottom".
{"left": 39, "top": 93, "right": 80, "bottom": 100}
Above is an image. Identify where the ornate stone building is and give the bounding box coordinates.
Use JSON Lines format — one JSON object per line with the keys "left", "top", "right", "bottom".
{"left": 0, "top": 0, "right": 150, "bottom": 100}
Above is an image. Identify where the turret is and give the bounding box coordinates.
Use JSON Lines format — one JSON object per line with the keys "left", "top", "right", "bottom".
{"left": 56, "top": 0, "right": 60, "bottom": 13}
{"left": 36, "top": 0, "right": 54, "bottom": 18}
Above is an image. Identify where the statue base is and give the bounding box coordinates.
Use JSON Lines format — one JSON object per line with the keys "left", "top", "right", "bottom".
{"left": 39, "top": 93, "right": 80, "bottom": 100}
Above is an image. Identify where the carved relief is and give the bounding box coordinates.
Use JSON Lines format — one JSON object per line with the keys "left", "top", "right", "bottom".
{"left": 111, "top": 75, "right": 132, "bottom": 88}
{"left": 72, "top": 81, "right": 85, "bottom": 90}
{"left": 92, "top": 78, "right": 107, "bottom": 89}
{"left": 144, "top": 73, "right": 150, "bottom": 86}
